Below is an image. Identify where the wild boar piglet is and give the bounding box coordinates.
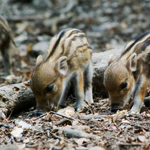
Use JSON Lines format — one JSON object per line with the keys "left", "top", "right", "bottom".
{"left": 31, "top": 28, "right": 93, "bottom": 112}
{"left": 104, "top": 31, "right": 150, "bottom": 114}
{"left": 0, "top": 16, "right": 16, "bottom": 76}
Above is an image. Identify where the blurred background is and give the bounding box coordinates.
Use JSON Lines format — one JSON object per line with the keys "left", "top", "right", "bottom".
{"left": 1, "top": 0, "right": 150, "bottom": 51}
{"left": 0, "top": 0, "right": 150, "bottom": 80}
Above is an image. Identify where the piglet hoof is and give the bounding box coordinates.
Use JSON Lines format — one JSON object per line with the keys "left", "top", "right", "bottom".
{"left": 69, "top": 103, "right": 86, "bottom": 112}
{"left": 75, "top": 106, "right": 87, "bottom": 113}
{"left": 130, "top": 104, "right": 142, "bottom": 114}
{"left": 129, "top": 109, "right": 140, "bottom": 115}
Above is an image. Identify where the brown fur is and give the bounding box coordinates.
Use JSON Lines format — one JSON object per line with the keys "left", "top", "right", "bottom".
{"left": 31, "top": 28, "right": 93, "bottom": 112}
{"left": 104, "top": 31, "right": 150, "bottom": 114}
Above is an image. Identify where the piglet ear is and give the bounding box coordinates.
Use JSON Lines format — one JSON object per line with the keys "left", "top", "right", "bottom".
{"left": 36, "top": 55, "right": 43, "bottom": 66}
{"left": 108, "top": 54, "right": 114, "bottom": 65}
{"left": 129, "top": 53, "right": 137, "bottom": 72}
{"left": 57, "top": 56, "right": 68, "bottom": 76}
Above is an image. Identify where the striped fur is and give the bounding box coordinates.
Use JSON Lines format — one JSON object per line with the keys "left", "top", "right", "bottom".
{"left": 31, "top": 28, "right": 93, "bottom": 112}
{"left": 104, "top": 31, "right": 150, "bottom": 114}
{"left": 0, "top": 15, "right": 16, "bottom": 75}
{"left": 46, "top": 28, "right": 90, "bottom": 61}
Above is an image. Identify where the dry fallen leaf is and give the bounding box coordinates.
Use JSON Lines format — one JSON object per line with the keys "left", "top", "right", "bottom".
{"left": 138, "top": 135, "right": 146, "bottom": 143}
{"left": 11, "top": 127, "right": 23, "bottom": 139}
{"left": 57, "top": 106, "right": 75, "bottom": 118}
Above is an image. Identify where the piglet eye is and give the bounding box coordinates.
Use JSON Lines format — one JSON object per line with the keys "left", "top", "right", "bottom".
{"left": 120, "top": 82, "right": 127, "bottom": 90}
{"left": 45, "top": 84, "right": 55, "bottom": 93}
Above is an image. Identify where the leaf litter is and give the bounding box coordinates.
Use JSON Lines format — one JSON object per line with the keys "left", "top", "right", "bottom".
{"left": 0, "top": 0, "right": 150, "bottom": 149}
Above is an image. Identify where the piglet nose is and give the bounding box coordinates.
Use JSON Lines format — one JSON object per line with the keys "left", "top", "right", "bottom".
{"left": 111, "top": 104, "right": 120, "bottom": 112}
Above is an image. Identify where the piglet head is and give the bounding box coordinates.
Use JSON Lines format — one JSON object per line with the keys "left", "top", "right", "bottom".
{"left": 104, "top": 53, "right": 137, "bottom": 112}
{"left": 31, "top": 55, "right": 68, "bottom": 112}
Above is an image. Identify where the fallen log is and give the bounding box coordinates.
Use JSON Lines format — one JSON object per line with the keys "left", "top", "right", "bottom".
{"left": 0, "top": 81, "right": 36, "bottom": 117}
{"left": 92, "top": 48, "right": 123, "bottom": 97}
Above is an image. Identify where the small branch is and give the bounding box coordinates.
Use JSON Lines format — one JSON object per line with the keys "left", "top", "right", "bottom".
{"left": 55, "top": 119, "right": 72, "bottom": 126}
{"left": 33, "top": 110, "right": 84, "bottom": 124}
{"left": 84, "top": 100, "right": 94, "bottom": 114}
{"left": 50, "top": 132, "right": 62, "bottom": 140}
{"left": 25, "top": 143, "right": 38, "bottom": 148}
{"left": 32, "top": 113, "right": 47, "bottom": 121}
{"left": 50, "top": 111, "right": 85, "bottom": 124}
{"left": 50, "top": 132, "right": 70, "bottom": 142}
{"left": 50, "top": 111, "right": 75, "bottom": 120}
{"left": 119, "top": 143, "right": 143, "bottom": 146}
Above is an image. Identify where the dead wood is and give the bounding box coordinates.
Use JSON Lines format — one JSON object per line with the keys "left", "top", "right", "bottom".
{"left": 55, "top": 119, "right": 72, "bottom": 126}
{"left": 50, "top": 111, "right": 75, "bottom": 121}
{"left": 0, "top": 80, "right": 36, "bottom": 116}
{"left": 119, "top": 143, "right": 143, "bottom": 146}
{"left": 59, "top": 127, "right": 99, "bottom": 139}
{"left": 92, "top": 48, "right": 123, "bottom": 97}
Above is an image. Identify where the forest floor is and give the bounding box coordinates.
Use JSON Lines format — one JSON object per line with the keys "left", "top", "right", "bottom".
{"left": 0, "top": 0, "right": 150, "bottom": 149}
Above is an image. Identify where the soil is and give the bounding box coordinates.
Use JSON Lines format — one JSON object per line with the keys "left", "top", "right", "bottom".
{"left": 0, "top": 0, "right": 150, "bottom": 150}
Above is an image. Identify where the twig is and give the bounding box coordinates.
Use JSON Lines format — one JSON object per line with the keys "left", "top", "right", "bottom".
{"left": 26, "top": 143, "right": 38, "bottom": 148}
{"left": 55, "top": 118, "right": 72, "bottom": 126}
{"left": 50, "top": 132, "right": 70, "bottom": 142}
{"left": 119, "top": 143, "right": 143, "bottom": 146}
{"left": 33, "top": 113, "right": 47, "bottom": 121}
{"left": 33, "top": 111, "right": 73, "bottom": 122}
{"left": 50, "top": 132, "right": 62, "bottom": 140}
{"left": 7, "top": 108, "right": 14, "bottom": 120}
{"left": 33, "top": 110, "right": 84, "bottom": 124}
{"left": 33, "top": 111, "right": 73, "bottom": 121}
{"left": 50, "top": 111, "right": 84, "bottom": 124}
{"left": 50, "top": 111, "right": 74, "bottom": 120}
{"left": 84, "top": 100, "right": 94, "bottom": 114}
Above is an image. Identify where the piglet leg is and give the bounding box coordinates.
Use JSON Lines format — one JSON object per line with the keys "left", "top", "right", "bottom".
{"left": 1, "top": 46, "right": 10, "bottom": 76}
{"left": 58, "top": 80, "right": 70, "bottom": 107}
{"left": 130, "top": 75, "right": 148, "bottom": 114}
{"left": 84, "top": 62, "right": 93, "bottom": 103}
{"left": 74, "top": 70, "right": 85, "bottom": 111}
